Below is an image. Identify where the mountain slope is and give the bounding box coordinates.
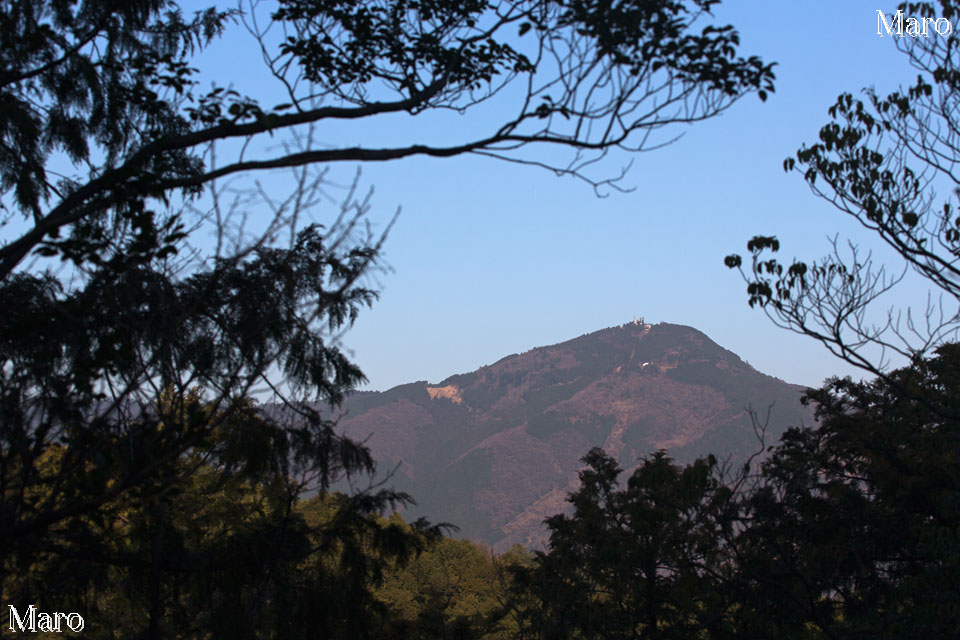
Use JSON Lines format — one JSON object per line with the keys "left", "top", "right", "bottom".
{"left": 336, "top": 322, "right": 815, "bottom": 549}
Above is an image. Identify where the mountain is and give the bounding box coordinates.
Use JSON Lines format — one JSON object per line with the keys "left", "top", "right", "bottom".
{"left": 335, "top": 322, "right": 815, "bottom": 550}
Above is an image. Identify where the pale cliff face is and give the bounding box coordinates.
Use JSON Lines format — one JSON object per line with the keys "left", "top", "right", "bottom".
{"left": 425, "top": 385, "right": 463, "bottom": 404}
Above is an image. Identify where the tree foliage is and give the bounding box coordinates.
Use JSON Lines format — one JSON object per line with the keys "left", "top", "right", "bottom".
{"left": 0, "top": 0, "right": 775, "bottom": 278}
{"left": 377, "top": 535, "right": 525, "bottom": 639}
{"left": 509, "top": 448, "right": 742, "bottom": 639}
{"left": 4, "top": 435, "right": 441, "bottom": 639}
{"left": 726, "top": 0, "right": 960, "bottom": 395}
{"left": 735, "top": 344, "right": 960, "bottom": 639}
{"left": 714, "top": 3, "right": 960, "bottom": 634}
{"left": 1, "top": 0, "right": 773, "bottom": 635}
{"left": 510, "top": 345, "right": 960, "bottom": 639}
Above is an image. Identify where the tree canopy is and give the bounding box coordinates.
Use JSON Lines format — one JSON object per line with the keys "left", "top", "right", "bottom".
{"left": 1, "top": 0, "right": 774, "bottom": 636}
{"left": 510, "top": 345, "right": 960, "bottom": 638}
{"left": 0, "top": 0, "right": 775, "bottom": 279}
{"left": 5, "top": 2, "right": 959, "bottom": 638}
{"left": 509, "top": 448, "right": 742, "bottom": 639}
{"left": 715, "top": 3, "right": 960, "bottom": 635}
{"left": 726, "top": 0, "right": 960, "bottom": 395}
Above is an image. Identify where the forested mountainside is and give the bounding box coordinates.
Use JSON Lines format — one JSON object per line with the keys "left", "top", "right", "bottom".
{"left": 334, "top": 322, "right": 814, "bottom": 549}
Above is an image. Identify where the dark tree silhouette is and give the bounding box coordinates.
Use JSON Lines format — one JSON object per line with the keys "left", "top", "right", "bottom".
{"left": 726, "top": 0, "right": 960, "bottom": 392}
{"left": 0, "top": 0, "right": 773, "bottom": 635}
{"left": 720, "top": 3, "right": 960, "bottom": 634}
{"left": 511, "top": 350, "right": 960, "bottom": 639}
{"left": 0, "top": 0, "right": 774, "bottom": 279}
{"left": 509, "top": 448, "right": 742, "bottom": 639}
{"left": 735, "top": 345, "right": 960, "bottom": 639}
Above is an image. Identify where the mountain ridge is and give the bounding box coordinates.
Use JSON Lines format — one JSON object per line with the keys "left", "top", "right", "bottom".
{"left": 336, "top": 321, "right": 814, "bottom": 549}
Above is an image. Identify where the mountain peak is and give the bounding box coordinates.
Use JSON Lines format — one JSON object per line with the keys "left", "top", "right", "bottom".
{"left": 339, "top": 323, "right": 813, "bottom": 549}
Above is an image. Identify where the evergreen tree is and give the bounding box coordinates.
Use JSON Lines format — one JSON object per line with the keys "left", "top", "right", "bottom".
{"left": 1, "top": 0, "right": 774, "bottom": 634}
{"left": 735, "top": 345, "right": 960, "bottom": 639}
{"left": 510, "top": 448, "right": 741, "bottom": 639}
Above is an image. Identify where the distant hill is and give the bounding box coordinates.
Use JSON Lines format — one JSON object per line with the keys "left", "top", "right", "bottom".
{"left": 334, "top": 322, "right": 815, "bottom": 550}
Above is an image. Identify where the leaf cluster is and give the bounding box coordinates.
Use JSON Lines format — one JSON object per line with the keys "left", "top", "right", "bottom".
{"left": 727, "top": 0, "right": 960, "bottom": 391}
{"left": 510, "top": 346, "right": 960, "bottom": 639}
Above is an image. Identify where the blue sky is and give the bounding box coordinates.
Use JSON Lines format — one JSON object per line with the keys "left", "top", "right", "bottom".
{"left": 193, "top": 2, "right": 925, "bottom": 391}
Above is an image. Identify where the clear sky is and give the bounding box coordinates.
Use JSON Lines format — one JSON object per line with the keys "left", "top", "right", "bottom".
{"left": 193, "top": 2, "right": 926, "bottom": 391}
